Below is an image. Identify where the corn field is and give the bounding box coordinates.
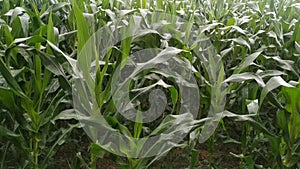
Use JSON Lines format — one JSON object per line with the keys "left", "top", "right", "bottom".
{"left": 0, "top": 0, "right": 300, "bottom": 168}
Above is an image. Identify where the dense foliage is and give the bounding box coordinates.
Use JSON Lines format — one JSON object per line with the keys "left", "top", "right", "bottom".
{"left": 0, "top": 0, "right": 300, "bottom": 168}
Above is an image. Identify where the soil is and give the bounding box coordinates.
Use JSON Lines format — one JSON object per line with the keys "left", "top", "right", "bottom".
{"left": 52, "top": 139, "right": 241, "bottom": 169}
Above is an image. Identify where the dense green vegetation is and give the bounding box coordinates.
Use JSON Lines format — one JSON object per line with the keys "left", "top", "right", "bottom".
{"left": 0, "top": 0, "right": 300, "bottom": 168}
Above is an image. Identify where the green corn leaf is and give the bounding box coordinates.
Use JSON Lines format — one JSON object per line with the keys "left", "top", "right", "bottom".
{"left": 0, "top": 86, "right": 18, "bottom": 112}
{"left": 21, "top": 98, "right": 39, "bottom": 131}
{"left": 46, "top": 11, "right": 55, "bottom": 54}
{"left": 223, "top": 72, "right": 265, "bottom": 87}
{"left": 0, "top": 58, "right": 28, "bottom": 99}
{"left": 134, "top": 109, "right": 143, "bottom": 138}
{"left": 282, "top": 86, "right": 300, "bottom": 116}
{"left": 260, "top": 76, "right": 294, "bottom": 106}
{"left": 169, "top": 86, "right": 178, "bottom": 112}
{"left": 294, "top": 22, "right": 300, "bottom": 44}
{"left": 0, "top": 125, "right": 28, "bottom": 152}
{"left": 288, "top": 112, "right": 300, "bottom": 144}
{"left": 235, "top": 51, "right": 262, "bottom": 73}
{"left": 90, "top": 143, "right": 106, "bottom": 158}
{"left": 72, "top": 0, "right": 90, "bottom": 52}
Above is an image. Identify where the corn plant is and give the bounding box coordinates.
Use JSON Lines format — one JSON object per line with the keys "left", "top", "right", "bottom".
{"left": 0, "top": 1, "right": 80, "bottom": 168}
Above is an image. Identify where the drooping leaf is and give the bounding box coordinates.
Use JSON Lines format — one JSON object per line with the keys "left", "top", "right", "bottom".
{"left": 260, "top": 76, "right": 294, "bottom": 106}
